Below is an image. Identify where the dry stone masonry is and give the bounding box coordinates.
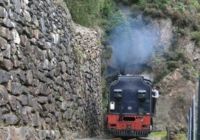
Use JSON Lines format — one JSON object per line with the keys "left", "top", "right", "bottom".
{"left": 0, "top": 0, "right": 102, "bottom": 139}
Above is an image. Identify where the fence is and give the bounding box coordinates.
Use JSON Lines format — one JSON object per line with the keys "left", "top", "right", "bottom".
{"left": 187, "top": 78, "right": 200, "bottom": 140}
{"left": 187, "top": 95, "right": 196, "bottom": 140}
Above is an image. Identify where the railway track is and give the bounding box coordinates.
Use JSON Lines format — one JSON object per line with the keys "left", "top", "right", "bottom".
{"left": 76, "top": 137, "right": 155, "bottom": 140}
{"left": 111, "top": 138, "right": 153, "bottom": 140}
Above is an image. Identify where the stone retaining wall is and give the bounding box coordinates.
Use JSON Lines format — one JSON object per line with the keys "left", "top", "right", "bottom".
{"left": 0, "top": 0, "right": 102, "bottom": 139}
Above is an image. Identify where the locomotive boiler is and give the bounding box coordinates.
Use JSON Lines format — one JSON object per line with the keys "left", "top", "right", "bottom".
{"left": 106, "top": 75, "right": 154, "bottom": 138}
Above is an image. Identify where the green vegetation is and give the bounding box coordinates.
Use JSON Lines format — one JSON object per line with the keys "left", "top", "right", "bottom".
{"left": 149, "top": 131, "right": 187, "bottom": 140}
{"left": 182, "top": 63, "right": 199, "bottom": 81}
{"left": 149, "top": 131, "right": 167, "bottom": 140}
{"left": 101, "top": 78, "right": 109, "bottom": 112}
{"left": 64, "top": 0, "right": 122, "bottom": 29}
{"left": 73, "top": 46, "right": 85, "bottom": 64}
{"left": 129, "top": 0, "right": 200, "bottom": 43}
{"left": 191, "top": 31, "right": 200, "bottom": 46}
{"left": 174, "top": 133, "right": 187, "bottom": 140}
{"left": 154, "top": 48, "right": 189, "bottom": 83}
{"left": 65, "top": 0, "right": 200, "bottom": 41}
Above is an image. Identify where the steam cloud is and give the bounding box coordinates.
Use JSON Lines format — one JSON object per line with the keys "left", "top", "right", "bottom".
{"left": 108, "top": 10, "right": 160, "bottom": 75}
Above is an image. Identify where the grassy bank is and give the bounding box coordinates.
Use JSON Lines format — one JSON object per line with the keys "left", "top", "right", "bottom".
{"left": 150, "top": 131, "right": 187, "bottom": 140}
{"left": 149, "top": 131, "right": 167, "bottom": 140}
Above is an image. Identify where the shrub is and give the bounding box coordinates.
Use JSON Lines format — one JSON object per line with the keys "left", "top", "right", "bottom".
{"left": 182, "top": 64, "right": 199, "bottom": 80}
{"left": 167, "top": 61, "right": 179, "bottom": 72}
{"left": 174, "top": 133, "right": 187, "bottom": 140}
{"left": 149, "top": 131, "right": 167, "bottom": 139}
{"left": 190, "top": 31, "right": 200, "bottom": 44}
{"left": 64, "top": 0, "right": 101, "bottom": 26}
{"left": 173, "top": 2, "right": 186, "bottom": 12}
{"left": 189, "top": 0, "right": 200, "bottom": 10}
{"left": 64, "top": 0, "right": 121, "bottom": 28}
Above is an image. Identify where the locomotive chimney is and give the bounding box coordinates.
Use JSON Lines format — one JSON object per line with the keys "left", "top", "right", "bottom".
{"left": 120, "top": 63, "right": 126, "bottom": 75}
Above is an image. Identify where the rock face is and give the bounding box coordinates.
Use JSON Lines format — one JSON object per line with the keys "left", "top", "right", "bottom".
{"left": 0, "top": 0, "right": 102, "bottom": 139}
{"left": 137, "top": 18, "right": 199, "bottom": 134}
{"left": 151, "top": 21, "right": 200, "bottom": 133}
{"left": 154, "top": 69, "right": 196, "bottom": 131}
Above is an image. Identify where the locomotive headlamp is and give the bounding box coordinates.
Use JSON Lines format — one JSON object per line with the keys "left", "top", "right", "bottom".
{"left": 110, "top": 101, "right": 115, "bottom": 110}
{"left": 114, "top": 89, "right": 122, "bottom": 92}
{"left": 114, "top": 89, "right": 123, "bottom": 100}
{"left": 138, "top": 89, "right": 147, "bottom": 100}
{"left": 138, "top": 89, "right": 147, "bottom": 93}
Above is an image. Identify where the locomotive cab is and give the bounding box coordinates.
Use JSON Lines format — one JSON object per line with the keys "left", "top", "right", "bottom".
{"left": 106, "top": 75, "right": 153, "bottom": 138}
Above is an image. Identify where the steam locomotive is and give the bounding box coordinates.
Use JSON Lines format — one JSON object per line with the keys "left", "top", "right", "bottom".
{"left": 106, "top": 75, "right": 154, "bottom": 138}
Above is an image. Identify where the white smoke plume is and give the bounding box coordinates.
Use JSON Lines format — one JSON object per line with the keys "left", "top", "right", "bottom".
{"left": 108, "top": 9, "right": 161, "bottom": 75}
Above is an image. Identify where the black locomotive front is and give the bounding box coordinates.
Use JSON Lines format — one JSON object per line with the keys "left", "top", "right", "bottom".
{"left": 106, "top": 75, "right": 153, "bottom": 137}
